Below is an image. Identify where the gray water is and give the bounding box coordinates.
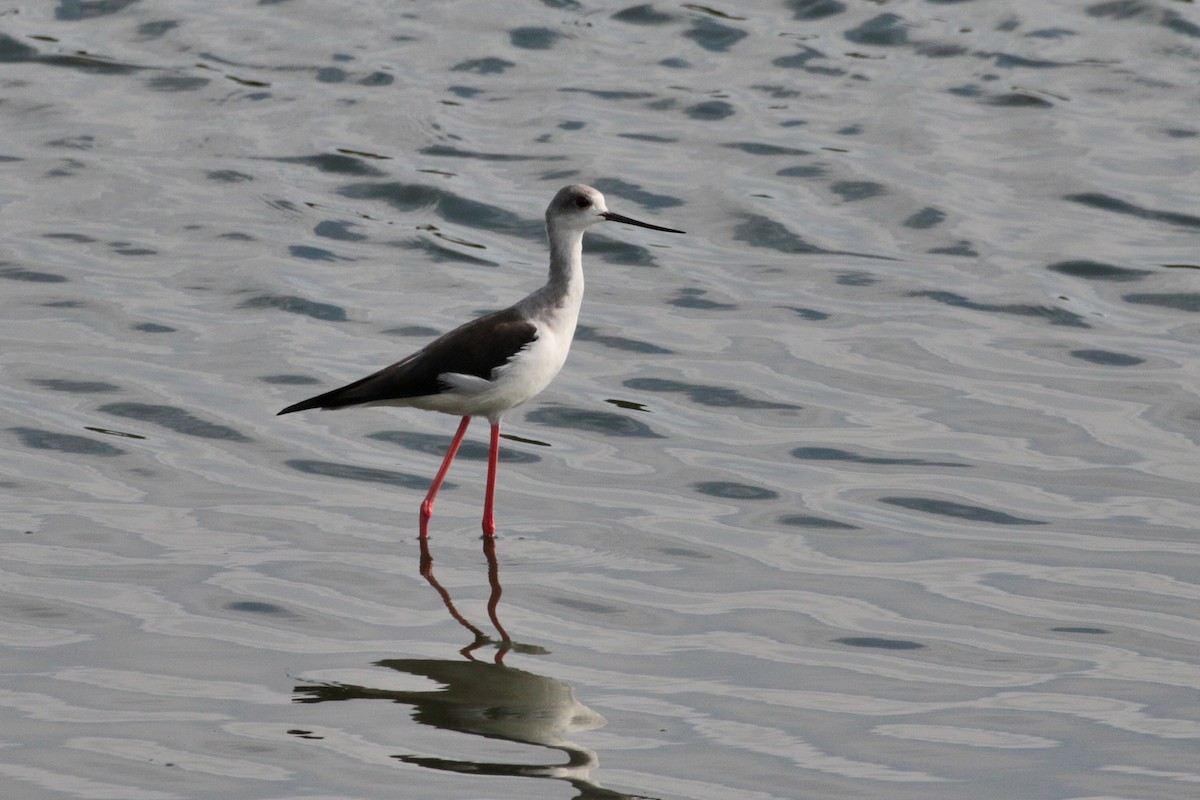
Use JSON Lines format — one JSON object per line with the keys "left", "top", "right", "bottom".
{"left": 4, "top": 2, "right": 1200, "bottom": 798}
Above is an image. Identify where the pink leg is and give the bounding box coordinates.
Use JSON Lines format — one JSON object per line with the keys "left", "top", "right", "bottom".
{"left": 420, "top": 416, "right": 471, "bottom": 539}
{"left": 481, "top": 420, "right": 500, "bottom": 537}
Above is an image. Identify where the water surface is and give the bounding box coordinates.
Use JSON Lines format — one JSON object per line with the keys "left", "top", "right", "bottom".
{"left": 3, "top": 2, "right": 1199, "bottom": 799}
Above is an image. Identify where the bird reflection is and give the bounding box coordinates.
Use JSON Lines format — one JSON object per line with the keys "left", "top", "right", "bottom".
{"left": 294, "top": 537, "right": 654, "bottom": 799}
{"left": 296, "top": 657, "right": 651, "bottom": 799}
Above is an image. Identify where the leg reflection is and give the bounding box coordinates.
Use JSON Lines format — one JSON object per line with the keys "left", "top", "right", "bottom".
{"left": 419, "top": 532, "right": 520, "bottom": 663}
{"left": 483, "top": 534, "right": 509, "bottom": 646}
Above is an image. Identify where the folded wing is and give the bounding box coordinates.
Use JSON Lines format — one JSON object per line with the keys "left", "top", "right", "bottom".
{"left": 277, "top": 307, "right": 538, "bottom": 414}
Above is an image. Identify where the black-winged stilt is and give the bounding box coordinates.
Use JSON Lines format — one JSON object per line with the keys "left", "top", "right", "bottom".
{"left": 278, "top": 184, "right": 684, "bottom": 538}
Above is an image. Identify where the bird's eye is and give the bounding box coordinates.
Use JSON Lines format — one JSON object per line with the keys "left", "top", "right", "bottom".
{"left": 574, "top": 195, "right": 592, "bottom": 209}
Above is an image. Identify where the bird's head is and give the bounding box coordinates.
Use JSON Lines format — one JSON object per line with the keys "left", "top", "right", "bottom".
{"left": 546, "top": 184, "right": 685, "bottom": 235}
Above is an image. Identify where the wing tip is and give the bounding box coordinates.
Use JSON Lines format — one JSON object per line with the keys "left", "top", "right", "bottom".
{"left": 277, "top": 397, "right": 331, "bottom": 416}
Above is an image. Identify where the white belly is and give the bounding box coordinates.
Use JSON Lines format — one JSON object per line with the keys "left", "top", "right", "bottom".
{"left": 412, "top": 315, "right": 576, "bottom": 420}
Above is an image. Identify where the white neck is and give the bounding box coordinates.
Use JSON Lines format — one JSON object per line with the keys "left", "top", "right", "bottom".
{"left": 546, "top": 225, "right": 584, "bottom": 293}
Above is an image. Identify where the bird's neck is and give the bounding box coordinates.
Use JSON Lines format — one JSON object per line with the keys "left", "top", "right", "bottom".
{"left": 546, "top": 227, "right": 585, "bottom": 301}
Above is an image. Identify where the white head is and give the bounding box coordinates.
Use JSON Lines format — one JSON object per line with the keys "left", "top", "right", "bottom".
{"left": 545, "top": 184, "right": 685, "bottom": 235}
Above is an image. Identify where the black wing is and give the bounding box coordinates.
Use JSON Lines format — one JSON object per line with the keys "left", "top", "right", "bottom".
{"left": 277, "top": 306, "right": 537, "bottom": 414}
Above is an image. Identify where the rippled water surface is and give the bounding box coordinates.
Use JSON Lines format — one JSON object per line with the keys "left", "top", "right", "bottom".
{"left": 4, "top": 2, "right": 1200, "bottom": 798}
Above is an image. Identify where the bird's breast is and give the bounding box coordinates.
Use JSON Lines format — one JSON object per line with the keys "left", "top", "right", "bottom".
{"left": 495, "top": 321, "right": 573, "bottom": 393}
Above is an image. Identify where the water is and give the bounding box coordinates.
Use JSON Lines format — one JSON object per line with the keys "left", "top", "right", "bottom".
{"left": 3, "top": 1, "right": 1199, "bottom": 798}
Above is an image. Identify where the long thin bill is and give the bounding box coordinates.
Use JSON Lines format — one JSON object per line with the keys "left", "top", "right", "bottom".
{"left": 601, "top": 211, "right": 685, "bottom": 234}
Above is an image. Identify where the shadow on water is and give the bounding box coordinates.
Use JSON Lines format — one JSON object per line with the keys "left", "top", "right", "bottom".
{"left": 293, "top": 535, "right": 655, "bottom": 800}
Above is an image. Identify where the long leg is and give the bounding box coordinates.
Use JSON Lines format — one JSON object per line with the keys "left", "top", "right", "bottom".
{"left": 481, "top": 420, "right": 500, "bottom": 537}
{"left": 420, "top": 415, "right": 471, "bottom": 539}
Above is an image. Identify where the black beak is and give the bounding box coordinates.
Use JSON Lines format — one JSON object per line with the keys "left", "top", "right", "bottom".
{"left": 601, "top": 211, "right": 685, "bottom": 234}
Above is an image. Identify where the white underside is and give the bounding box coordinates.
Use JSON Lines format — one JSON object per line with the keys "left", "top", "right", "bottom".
{"left": 360, "top": 306, "right": 578, "bottom": 422}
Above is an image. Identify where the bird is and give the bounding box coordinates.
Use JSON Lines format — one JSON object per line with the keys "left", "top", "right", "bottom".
{"left": 278, "top": 184, "right": 684, "bottom": 539}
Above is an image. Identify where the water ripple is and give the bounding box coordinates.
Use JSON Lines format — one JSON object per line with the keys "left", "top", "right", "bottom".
{"left": 4, "top": 1, "right": 1199, "bottom": 798}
